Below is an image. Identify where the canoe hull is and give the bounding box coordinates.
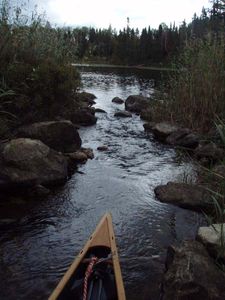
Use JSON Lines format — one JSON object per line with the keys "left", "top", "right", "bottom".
{"left": 49, "top": 213, "right": 126, "bottom": 300}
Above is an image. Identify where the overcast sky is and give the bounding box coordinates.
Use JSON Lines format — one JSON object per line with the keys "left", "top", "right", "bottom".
{"left": 15, "top": 0, "right": 211, "bottom": 30}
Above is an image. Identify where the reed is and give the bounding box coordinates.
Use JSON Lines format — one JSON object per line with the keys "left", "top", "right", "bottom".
{"left": 0, "top": 0, "right": 80, "bottom": 135}
{"left": 162, "top": 36, "right": 225, "bottom": 133}
{"left": 202, "top": 119, "right": 225, "bottom": 266}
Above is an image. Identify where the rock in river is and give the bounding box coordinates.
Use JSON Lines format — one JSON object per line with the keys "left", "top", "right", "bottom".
{"left": 16, "top": 120, "right": 81, "bottom": 153}
{"left": 162, "top": 240, "right": 225, "bottom": 300}
{"left": 0, "top": 138, "right": 68, "bottom": 190}
{"left": 76, "top": 91, "right": 96, "bottom": 106}
{"left": 71, "top": 108, "right": 97, "bottom": 126}
{"left": 95, "top": 108, "right": 107, "bottom": 113}
{"left": 152, "top": 122, "right": 178, "bottom": 142}
{"left": 97, "top": 145, "right": 108, "bottom": 151}
{"left": 125, "top": 95, "right": 151, "bottom": 113}
{"left": 114, "top": 111, "right": 132, "bottom": 118}
{"left": 112, "top": 97, "right": 124, "bottom": 104}
{"left": 66, "top": 151, "right": 88, "bottom": 164}
{"left": 197, "top": 223, "right": 225, "bottom": 261}
{"left": 81, "top": 148, "right": 94, "bottom": 159}
{"left": 154, "top": 182, "right": 211, "bottom": 211}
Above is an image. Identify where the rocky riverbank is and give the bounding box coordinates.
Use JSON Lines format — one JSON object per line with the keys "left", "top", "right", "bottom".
{"left": 0, "top": 92, "right": 97, "bottom": 198}
{"left": 114, "top": 93, "right": 225, "bottom": 299}
{"left": 112, "top": 95, "right": 225, "bottom": 300}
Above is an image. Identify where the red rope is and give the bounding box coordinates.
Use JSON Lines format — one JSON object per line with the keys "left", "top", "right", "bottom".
{"left": 83, "top": 257, "right": 98, "bottom": 300}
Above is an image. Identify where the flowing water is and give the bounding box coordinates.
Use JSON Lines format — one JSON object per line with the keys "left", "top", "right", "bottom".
{"left": 0, "top": 68, "right": 204, "bottom": 300}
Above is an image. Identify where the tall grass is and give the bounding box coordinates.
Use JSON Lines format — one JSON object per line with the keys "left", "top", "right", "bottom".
{"left": 0, "top": 0, "right": 80, "bottom": 136}
{"left": 0, "top": 1, "right": 76, "bottom": 67}
{"left": 164, "top": 36, "right": 225, "bottom": 133}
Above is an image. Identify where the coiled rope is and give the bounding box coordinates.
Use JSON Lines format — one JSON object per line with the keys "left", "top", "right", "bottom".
{"left": 82, "top": 257, "right": 98, "bottom": 300}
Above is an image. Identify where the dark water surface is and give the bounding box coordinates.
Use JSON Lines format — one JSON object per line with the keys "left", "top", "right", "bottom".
{"left": 0, "top": 69, "right": 204, "bottom": 300}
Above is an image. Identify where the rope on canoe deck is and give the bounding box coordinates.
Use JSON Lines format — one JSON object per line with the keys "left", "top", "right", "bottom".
{"left": 83, "top": 256, "right": 98, "bottom": 300}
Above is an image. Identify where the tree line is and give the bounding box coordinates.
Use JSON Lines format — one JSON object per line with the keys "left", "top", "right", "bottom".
{"left": 59, "top": 0, "right": 225, "bottom": 65}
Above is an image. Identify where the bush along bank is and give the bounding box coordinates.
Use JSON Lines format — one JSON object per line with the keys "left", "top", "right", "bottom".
{"left": 0, "top": 2, "right": 98, "bottom": 196}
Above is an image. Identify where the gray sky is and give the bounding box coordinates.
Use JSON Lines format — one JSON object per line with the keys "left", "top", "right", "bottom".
{"left": 14, "top": 0, "right": 211, "bottom": 29}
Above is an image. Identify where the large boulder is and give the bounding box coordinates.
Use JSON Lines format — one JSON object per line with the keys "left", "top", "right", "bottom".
{"left": 154, "top": 182, "right": 211, "bottom": 211}
{"left": 152, "top": 122, "right": 178, "bottom": 142}
{"left": 76, "top": 91, "right": 96, "bottom": 106}
{"left": 71, "top": 108, "right": 97, "bottom": 126}
{"left": 16, "top": 120, "right": 81, "bottom": 153}
{"left": 0, "top": 138, "right": 68, "bottom": 190}
{"left": 162, "top": 241, "right": 225, "bottom": 300}
{"left": 197, "top": 224, "right": 225, "bottom": 261}
{"left": 125, "top": 95, "right": 151, "bottom": 113}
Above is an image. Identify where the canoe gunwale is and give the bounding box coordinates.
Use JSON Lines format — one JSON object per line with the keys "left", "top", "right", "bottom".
{"left": 48, "top": 213, "right": 126, "bottom": 300}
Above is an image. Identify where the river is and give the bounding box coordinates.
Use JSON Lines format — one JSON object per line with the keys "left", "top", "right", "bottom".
{"left": 0, "top": 68, "right": 204, "bottom": 300}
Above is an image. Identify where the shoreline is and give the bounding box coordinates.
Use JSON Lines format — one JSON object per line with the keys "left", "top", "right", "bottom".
{"left": 72, "top": 63, "right": 176, "bottom": 72}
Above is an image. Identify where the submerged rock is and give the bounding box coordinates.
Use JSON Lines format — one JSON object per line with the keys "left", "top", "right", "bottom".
{"left": 163, "top": 241, "right": 225, "bottom": 300}
{"left": 112, "top": 97, "right": 124, "bottom": 104}
{"left": 114, "top": 111, "right": 132, "bottom": 118}
{"left": 97, "top": 145, "right": 108, "bottom": 151}
{"left": 197, "top": 224, "right": 225, "bottom": 261}
{"left": 154, "top": 182, "right": 211, "bottom": 211}
{"left": 125, "top": 95, "right": 151, "bottom": 113}
{"left": 0, "top": 138, "right": 68, "bottom": 190}
{"left": 16, "top": 120, "right": 81, "bottom": 153}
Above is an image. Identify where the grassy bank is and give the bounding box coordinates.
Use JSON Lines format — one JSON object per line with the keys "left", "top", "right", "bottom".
{"left": 165, "top": 35, "right": 225, "bottom": 225}
{"left": 154, "top": 35, "right": 225, "bottom": 134}
{"left": 0, "top": 1, "right": 81, "bottom": 138}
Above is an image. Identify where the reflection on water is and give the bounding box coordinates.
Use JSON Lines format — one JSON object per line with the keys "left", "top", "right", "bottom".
{"left": 0, "top": 69, "right": 204, "bottom": 300}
